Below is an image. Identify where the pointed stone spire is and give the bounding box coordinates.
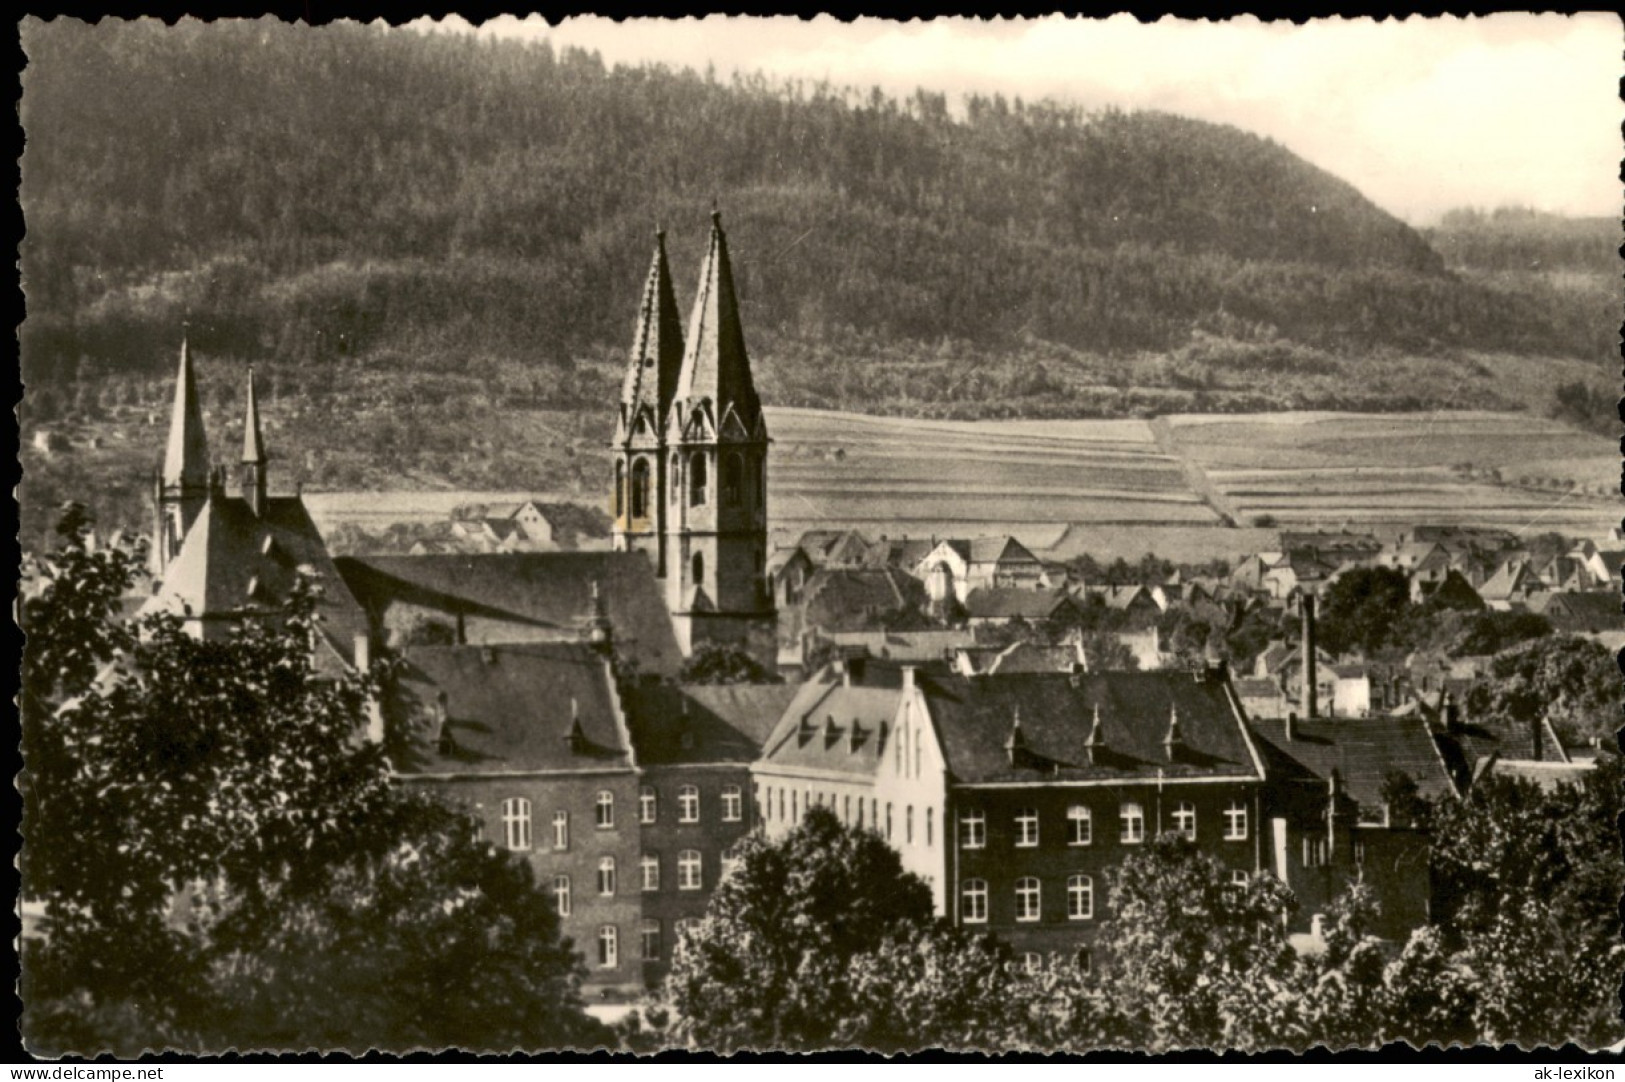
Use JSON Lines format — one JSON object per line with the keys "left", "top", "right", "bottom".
{"left": 162, "top": 325, "right": 210, "bottom": 491}
{"left": 620, "top": 229, "right": 685, "bottom": 438}
{"left": 675, "top": 210, "right": 763, "bottom": 434}
{"left": 240, "top": 366, "right": 268, "bottom": 517}
{"left": 242, "top": 366, "right": 266, "bottom": 465}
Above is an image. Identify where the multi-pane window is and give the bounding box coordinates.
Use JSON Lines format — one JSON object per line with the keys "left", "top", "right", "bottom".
{"left": 1120, "top": 802, "right": 1145, "bottom": 844}
{"left": 552, "top": 811, "right": 569, "bottom": 851}
{"left": 639, "top": 786, "right": 658, "bottom": 824}
{"left": 552, "top": 875, "right": 571, "bottom": 918}
{"left": 640, "top": 919, "right": 662, "bottom": 961}
{"left": 1172, "top": 801, "right": 1197, "bottom": 841}
{"left": 1015, "top": 877, "right": 1041, "bottom": 922}
{"left": 721, "top": 785, "right": 743, "bottom": 822}
{"left": 598, "top": 925, "right": 618, "bottom": 969}
{"left": 679, "top": 785, "right": 700, "bottom": 823}
{"left": 678, "top": 849, "right": 702, "bottom": 891}
{"left": 1067, "top": 874, "right": 1095, "bottom": 920}
{"left": 1014, "top": 808, "right": 1039, "bottom": 848}
{"left": 1067, "top": 805, "right": 1092, "bottom": 846}
{"left": 1231, "top": 870, "right": 1251, "bottom": 887}
{"left": 1022, "top": 953, "right": 1043, "bottom": 975}
{"left": 595, "top": 790, "right": 615, "bottom": 829}
{"left": 640, "top": 854, "right": 660, "bottom": 892}
{"left": 1303, "top": 835, "right": 1328, "bottom": 868}
{"left": 502, "top": 798, "right": 532, "bottom": 851}
{"left": 598, "top": 856, "right": 617, "bottom": 896}
{"left": 1223, "top": 800, "right": 1248, "bottom": 841}
{"left": 960, "top": 809, "right": 986, "bottom": 849}
{"left": 962, "top": 878, "right": 989, "bottom": 923}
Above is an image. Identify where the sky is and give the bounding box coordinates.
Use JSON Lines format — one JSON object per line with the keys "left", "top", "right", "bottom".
{"left": 411, "top": 13, "right": 1622, "bottom": 224}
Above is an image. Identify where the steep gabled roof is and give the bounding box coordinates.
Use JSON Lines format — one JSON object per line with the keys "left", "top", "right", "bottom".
{"left": 1536, "top": 590, "right": 1621, "bottom": 633}
{"left": 619, "top": 231, "right": 685, "bottom": 441}
{"left": 673, "top": 211, "right": 762, "bottom": 436}
{"left": 1249, "top": 714, "right": 1458, "bottom": 809}
{"left": 141, "top": 491, "right": 368, "bottom": 660}
{"left": 963, "top": 586, "right": 1070, "bottom": 621}
{"left": 241, "top": 366, "right": 266, "bottom": 465}
{"left": 920, "top": 669, "right": 1263, "bottom": 785}
{"left": 392, "top": 643, "right": 631, "bottom": 775}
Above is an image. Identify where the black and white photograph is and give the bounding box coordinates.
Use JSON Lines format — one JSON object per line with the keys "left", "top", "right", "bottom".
{"left": 15, "top": 12, "right": 1624, "bottom": 1058}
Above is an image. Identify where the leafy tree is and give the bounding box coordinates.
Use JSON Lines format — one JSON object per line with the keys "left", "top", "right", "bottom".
{"left": 20, "top": 514, "right": 604, "bottom": 1054}
{"left": 664, "top": 806, "right": 933, "bottom": 1051}
{"left": 1426, "top": 755, "right": 1624, "bottom": 1047}
{"left": 1463, "top": 634, "right": 1618, "bottom": 744}
{"left": 676, "top": 642, "right": 782, "bottom": 685}
{"left": 1452, "top": 609, "right": 1551, "bottom": 657}
{"left": 1097, "top": 834, "right": 1297, "bottom": 1051}
{"left": 1317, "top": 567, "right": 1414, "bottom": 656}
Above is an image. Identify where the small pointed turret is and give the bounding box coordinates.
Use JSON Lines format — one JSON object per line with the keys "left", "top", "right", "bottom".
{"left": 163, "top": 327, "right": 210, "bottom": 492}
{"left": 674, "top": 210, "right": 763, "bottom": 436}
{"left": 619, "top": 230, "right": 686, "bottom": 439}
{"left": 1004, "top": 705, "right": 1028, "bottom": 767}
{"left": 1084, "top": 703, "right": 1106, "bottom": 765}
{"left": 240, "top": 366, "right": 268, "bottom": 517}
{"left": 1164, "top": 703, "right": 1183, "bottom": 760}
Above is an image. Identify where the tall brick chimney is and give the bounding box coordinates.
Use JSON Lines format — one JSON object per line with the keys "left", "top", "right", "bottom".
{"left": 1301, "top": 594, "right": 1318, "bottom": 719}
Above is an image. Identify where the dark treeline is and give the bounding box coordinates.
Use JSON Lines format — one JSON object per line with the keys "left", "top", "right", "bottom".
{"left": 20, "top": 19, "right": 1611, "bottom": 406}
{"left": 1425, "top": 206, "right": 1621, "bottom": 276}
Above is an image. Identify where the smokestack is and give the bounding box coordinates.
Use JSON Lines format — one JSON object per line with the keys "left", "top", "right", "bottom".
{"left": 1301, "top": 595, "right": 1318, "bottom": 719}
{"left": 1285, "top": 712, "right": 1297, "bottom": 742}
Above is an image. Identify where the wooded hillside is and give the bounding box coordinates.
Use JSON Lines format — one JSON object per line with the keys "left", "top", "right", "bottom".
{"left": 17, "top": 19, "right": 1618, "bottom": 544}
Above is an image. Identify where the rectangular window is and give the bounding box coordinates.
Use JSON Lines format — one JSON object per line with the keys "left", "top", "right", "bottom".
{"left": 721, "top": 785, "right": 743, "bottom": 822}
{"left": 1171, "top": 801, "right": 1196, "bottom": 841}
{"left": 1120, "top": 802, "right": 1145, "bottom": 844}
{"left": 678, "top": 849, "right": 702, "bottom": 891}
{"left": 960, "top": 809, "right": 986, "bottom": 849}
{"left": 640, "top": 854, "right": 659, "bottom": 892}
{"left": 598, "top": 856, "right": 617, "bottom": 896}
{"left": 679, "top": 785, "right": 700, "bottom": 823}
{"left": 1223, "top": 800, "right": 1248, "bottom": 841}
{"left": 552, "top": 810, "right": 569, "bottom": 851}
{"left": 1067, "top": 805, "right": 1092, "bottom": 846}
{"left": 502, "top": 798, "right": 532, "bottom": 852}
{"left": 640, "top": 919, "right": 661, "bottom": 962}
{"left": 596, "top": 790, "right": 615, "bottom": 829}
{"left": 1015, "top": 877, "right": 1041, "bottom": 922}
{"left": 926, "top": 807, "right": 934, "bottom": 847}
{"left": 1231, "top": 870, "right": 1251, "bottom": 887}
{"left": 1303, "top": 835, "right": 1328, "bottom": 868}
{"left": 906, "top": 806, "right": 914, "bottom": 845}
{"left": 1067, "top": 874, "right": 1094, "bottom": 920}
{"left": 962, "top": 878, "right": 988, "bottom": 923}
{"left": 639, "top": 786, "right": 658, "bottom": 824}
{"left": 598, "top": 925, "right": 618, "bottom": 969}
{"left": 1015, "top": 808, "right": 1039, "bottom": 848}
{"left": 552, "top": 875, "right": 570, "bottom": 918}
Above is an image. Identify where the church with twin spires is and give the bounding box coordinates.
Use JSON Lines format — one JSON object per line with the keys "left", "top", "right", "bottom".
{"left": 143, "top": 211, "right": 776, "bottom": 675}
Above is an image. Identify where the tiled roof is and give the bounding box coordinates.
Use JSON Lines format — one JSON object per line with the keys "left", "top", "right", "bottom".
{"left": 1249, "top": 715, "right": 1457, "bottom": 809}
{"left": 623, "top": 682, "right": 799, "bottom": 765}
{"left": 801, "top": 567, "right": 927, "bottom": 633}
{"left": 162, "top": 334, "right": 209, "bottom": 490}
{"left": 1433, "top": 714, "right": 1569, "bottom": 780}
{"left": 1536, "top": 591, "right": 1621, "bottom": 633}
{"left": 392, "top": 642, "right": 631, "bottom": 775}
{"left": 920, "top": 669, "right": 1263, "bottom": 785}
{"left": 975, "top": 641, "right": 1087, "bottom": 675}
{"left": 963, "top": 586, "right": 1069, "bottom": 620}
{"left": 336, "top": 552, "right": 682, "bottom": 675}
{"left": 618, "top": 232, "right": 685, "bottom": 436}
{"left": 142, "top": 492, "right": 368, "bottom": 661}
{"left": 1478, "top": 759, "right": 1596, "bottom": 793}
{"left": 673, "top": 212, "right": 762, "bottom": 435}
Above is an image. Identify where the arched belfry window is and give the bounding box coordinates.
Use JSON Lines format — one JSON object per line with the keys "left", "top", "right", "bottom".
{"left": 689, "top": 452, "right": 708, "bottom": 507}
{"left": 614, "top": 461, "right": 625, "bottom": 519}
{"left": 692, "top": 551, "right": 705, "bottom": 588}
{"left": 670, "top": 456, "right": 682, "bottom": 504}
{"left": 631, "top": 458, "right": 650, "bottom": 519}
{"left": 723, "top": 452, "right": 744, "bottom": 507}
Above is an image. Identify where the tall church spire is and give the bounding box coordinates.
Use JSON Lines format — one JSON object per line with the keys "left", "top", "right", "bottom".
{"left": 241, "top": 366, "right": 267, "bottom": 517}
{"left": 163, "top": 326, "right": 210, "bottom": 491}
{"left": 674, "top": 210, "right": 763, "bottom": 436}
{"left": 619, "top": 229, "right": 685, "bottom": 439}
